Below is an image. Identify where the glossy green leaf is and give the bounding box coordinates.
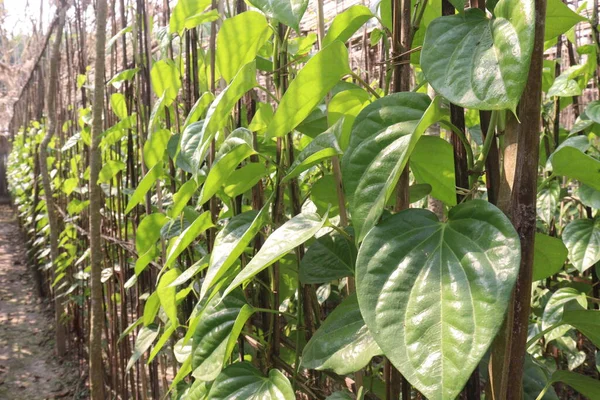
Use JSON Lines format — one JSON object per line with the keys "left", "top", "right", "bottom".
{"left": 192, "top": 62, "right": 257, "bottom": 170}
{"left": 148, "top": 324, "right": 177, "bottom": 364}
{"left": 246, "top": 0, "right": 308, "bottom": 32}
{"left": 136, "top": 213, "right": 168, "bottom": 254}
{"left": 327, "top": 88, "right": 371, "bottom": 150}
{"left": 98, "top": 160, "right": 126, "bottom": 184}
{"left": 158, "top": 269, "right": 181, "bottom": 327}
{"left": 184, "top": 92, "right": 214, "bottom": 129}
{"left": 143, "top": 292, "right": 160, "bottom": 326}
{"left": 562, "top": 310, "right": 600, "bottom": 348}
{"left": 125, "top": 164, "right": 163, "bottom": 214}
{"left": 178, "top": 121, "right": 204, "bottom": 173}
{"left": 563, "top": 218, "right": 600, "bottom": 273}
{"left": 523, "top": 355, "right": 559, "bottom": 400}
{"left": 192, "top": 290, "right": 246, "bottom": 381}
{"left": 322, "top": 5, "right": 373, "bottom": 47}
{"left": 223, "top": 163, "right": 269, "bottom": 198}
{"left": 533, "top": 233, "right": 568, "bottom": 281}
{"left": 410, "top": 136, "right": 456, "bottom": 205}
{"left": 545, "top": 0, "right": 585, "bottom": 41}
{"left": 169, "top": 179, "right": 198, "bottom": 218}
{"left": 551, "top": 146, "right": 600, "bottom": 191}
{"left": 217, "top": 11, "right": 271, "bottom": 83}
{"left": 150, "top": 59, "right": 181, "bottom": 106}
{"left": 206, "top": 362, "right": 295, "bottom": 400}
{"left": 170, "top": 0, "right": 211, "bottom": 35}
{"left": 223, "top": 210, "right": 328, "bottom": 297}
{"left": 143, "top": 129, "right": 171, "bottom": 169}
{"left": 421, "top": 0, "right": 534, "bottom": 111}
{"left": 198, "top": 128, "right": 255, "bottom": 205}
{"left": 170, "top": 257, "right": 209, "bottom": 288}
{"left": 284, "top": 123, "right": 342, "bottom": 182}
{"left": 536, "top": 180, "right": 560, "bottom": 225}
{"left": 202, "top": 205, "right": 269, "bottom": 298}
{"left": 127, "top": 324, "right": 159, "bottom": 371}
{"left": 165, "top": 211, "right": 214, "bottom": 269}
{"left": 579, "top": 184, "right": 600, "bottom": 210}
{"left": 266, "top": 41, "right": 351, "bottom": 139}
{"left": 302, "top": 293, "right": 381, "bottom": 374}
{"left": 110, "top": 93, "right": 128, "bottom": 120}
{"left": 542, "top": 287, "right": 587, "bottom": 344}
{"left": 300, "top": 229, "right": 356, "bottom": 284}
{"left": 342, "top": 93, "right": 444, "bottom": 242}
{"left": 356, "top": 200, "right": 520, "bottom": 400}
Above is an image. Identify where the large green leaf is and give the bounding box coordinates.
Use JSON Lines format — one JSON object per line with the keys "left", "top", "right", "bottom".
{"left": 562, "top": 310, "right": 600, "bottom": 348}
{"left": 327, "top": 88, "right": 371, "bottom": 150}
{"left": 341, "top": 93, "right": 444, "bottom": 242}
{"left": 265, "top": 41, "right": 351, "bottom": 139}
{"left": 410, "top": 135, "right": 456, "bottom": 205}
{"left": 551, "top": 146, "right": 600, "bottom": 191}
{"left": 201, "top": 205, "right": 270, "bottom": 299}
{"left": 206, "top": 362, "right": 295, "bottom": 400}
{"left": 110, "top": 93, "right": 128, "bottom": 120}
{"left": 136, "top": 213, "right": 168, "bottom": 254}
{"left": 184, "top": 92, "right": 214, "bottom": 129}
{"left": 178, "top": 121, "right": 204, "bottom": 173}
{"left": 165, "top": 211, "right": 214, "bottom": 269}
{"left": 192, "top": 290, "right": 246, "bottom": 381}
{"left": 198, "top": 128, "right": 255, "bottom": 205}
{"left": 125, "top": 164, "right": 163, "bottom": 214}
{"left": 223, "top": 163, "right": 269, "bottom": 198}
{"left": 246, "top": 0, "right": 308, "bottom": 32}
{"left": 533, "top": 233, "right": 567, "bottom": 281}
{"left": 544, "top": 0, "right": 585, "bottom": 41}
{"left": 143, "top": 129, "right": 171, "bottom": 169}
{"left": 545, "top": 371, "right": 600, "bottom": 399}
{"left": 542, "top": 287, "right": 587, "bottom": 344}
{"left": 223, "top": 211, "right": 328, "bottom": 297}
{"left": 302, "top": 293, "right": 381, "bottom": 374}
{"left": 562, "top": 218, "right": 600, "bottom": 273}
{"left": 216, "top": 11, "right": 271, "bottom": 83}
{"left": 170, "top": 0, "right": 211, "bottom": 35}
{"left": 299, "top": 229, "right": 356, "bottom": 284}
{"left": 322, "top": 5, "right": 373, "bottom": 47}
{"left": 579, "top": 184, "right": 600, "bottom": 210}
{"left": 421, "top": 0, "right": 534, "bottom": 111}
{"left": 536, "top": 180, "right": 560, "bottom": 225}
{"left": 356, "top": 200, "right": 520, "bottom": 400}
{"left": 150, "top": 59, "right": 181, "bottom": 106}
{"left": 127, "top": 325, "right": 159, "bottom": 371}
{"left": 158, "top": 269, "right": 181, "bottom": 327}
{"left": 192, "top": 62, "right": 257, "bottom": 170}
{"left": 169, "top": 179, "right": 198, "bottom": 218}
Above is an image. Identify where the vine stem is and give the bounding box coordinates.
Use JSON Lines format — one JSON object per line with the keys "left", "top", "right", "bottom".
{"left": 348, "top": 71, "right": 381, "bottom": 98}
{"left": 472, "top": 110, "right": 499, "bottom": 173}
{"left": 440, "top": 120, "right": 475, "bottom": 184}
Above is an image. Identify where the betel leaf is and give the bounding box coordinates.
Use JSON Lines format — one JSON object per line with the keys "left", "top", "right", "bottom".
{"left": 178, "top": 121, "right": 204, "bottom": 173}
{"left": 300, "top": 229, "right": 356, "bottom": 284}
{"left": 302, "top": 293, "right": 381, "bottom": 374}
{"left": 545, "top": 370, "right": 600, "bottom": 400}
{"left": 150, "top": 59, "right": 181, "bottom": 106}
{"left": 578, "top": 184, "right": 600, "bottom": 210}
{"left": 169, "top": 179, "right": 198, "bottom": 218}
{"left": 322, "top": 5, "right": 373, "bottom": 47}
{"left": 198, "top": 128, "right": 255, "bottom": 205}
{"left": 165, "top": 211, "right": 214, "bottom": 269}
{"left": 148, "top": 323, "right": 176, "bottom": 363}
{"left": 545, "top": 0, "right": 585, "bottom": 41}
{"left": 110, "top": 93, "right": 128, "bottom": 120}
{"left": 356, "top": 200, "right": 520, "bottom": 400}
{"left": 562, "top": 309, "right": 600, "bottom": 348}
{"left": 551, "top": 146, "right": 600, "bottom": 191}
{"left": 170, "top": 0, "right": 211, "bottom": 35}
{"left": 184, "top": 92, "right": 214, "bottom": 129}
{"left": 125, "top": 164, "right": 163, "bottom": 214}
{"left": 533, "top": 233, "right": 568, "bottom": 281}
{"left": 206, "top": 362, "right": 295, "bottom": 400}
{"left": 421, "top": 0, "right": 534, "bottom": 111}
{"left": 143, "top": 128, "right": 170, "bottom": 169}
{"left": 223, "top": 163, "right": 269, "bottom": 198}
{"left": 327, "top": 88, "right": 371, "bottom": 150}
{"left": 223, "top": 210, "right": 328, "bottom": 297}
{"left": 341, "top": 93, "right": 444, "bottom": 243}
{"left": 410, "top": 135, "right": 456, "bottom": 206}
{"left": 523, "top": 355, "right": 559, "bottom": 400}
{"left": 191, "top": 290, "right": 246, "bottom": 381}
{"left": 536, "top": 180, "right": 560, "bottom": 225}
{"left": 192, "top": 61, "right": 257, "bottom": 171}
{"left": 98, "top": 160, "right": 126, "bottom": 184}
{"left": 542, "top": 287, "right": 587, "bottom": 344}
{"left": 562, "top": 218, "right": 600, "bottom": 273}
{"left": 127, "top": 324, "right": 159, "bottom": 371}
{"left": 216, "top": 11, "right": 272, "bottom": 83}
{"left": 265, "top": 41, "right": 351, "bottom": 139}
{"left": 136, "top": 213, "right": 168, "bottom": 254}
{"left": 201, "top": 205, "right": 269, "bottom": 299}
{"left": 283, "top": 122, "right": 343, "bottom": 182}
{"left": 157, "top": 269, "right": 181, "bottom": 327}
{"left": 246, "top": 0, "right": 308, "bottom": 32}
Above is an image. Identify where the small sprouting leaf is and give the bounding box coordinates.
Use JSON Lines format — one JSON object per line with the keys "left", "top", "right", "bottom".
{"left": 206, "top": 362, "right": 295, "bottom": 399}
{"left": 562, "top": 218, "right": 600, "bottom": 273}
{"left": 357, "top": 200, "right": 520, "bottom": 400}
{"left": 421, "top": 0, "right": 535, "bottom": 111}
{"left": 265, "top": 41, "right": 351, "bottom": 139}
{"left": 302, "top": 294, "right": 381, "bottom": 374}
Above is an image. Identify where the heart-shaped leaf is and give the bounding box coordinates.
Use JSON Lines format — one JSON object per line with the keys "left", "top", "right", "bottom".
{"left": 206, "top": 362, "right": 294, "bottom": 399}
{"left": 421, "top": 0, "right": 535, "bottom": 111}
{"left": 356, "top": 199, "right": 520, "bottom": 400}
{"left": 533, "top": 233, "right": 567, "bottom": 281}
{"left": 562, "top": 218, "right": 600, "bottom": 273}
{"left": 299, "top": 229, "right": 356, "bottom": 284}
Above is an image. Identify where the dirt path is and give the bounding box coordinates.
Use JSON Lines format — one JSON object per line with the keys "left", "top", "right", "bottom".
{"left": 0, "top": 203, "right": 79, "bottom": 399}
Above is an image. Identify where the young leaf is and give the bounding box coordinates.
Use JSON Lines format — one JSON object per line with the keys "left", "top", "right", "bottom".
{"left": 170, "top": 0, "right": 211, "bottom": 35}
{"left": 302, "top": 294, "right": 382, "bottom": 374}
{"left": 265, "top": 41, "right": 351, "bottom": 139}
{"left": 542, "top": 287, "right": 587, "bottom": 344}
{"left": 356, "top": 200, "right": 520, "bottom": 400}
{"left": 322, "top": 5, "right": 373, "bottom": 47}
{"left": 562, "top": 218, "right": 600, "bottom": 273}
{"left": 206, "top": 362, "right": 295, "bottom": 400}
{"left": 342, "top": 93, "right": 444, "bottom": 242}
{"left": 533, "top": 233, "right": 567, "bottom": 281}
{"left": 216, "top": 11, "right": 272, "bottom": 83}
{"left": 246, "top": 0, "right": 308, "bottom": 32}
{"left": 223, "top": 210, "right": 328, "bottom": 297}
{"left": 410, "top": 136, "right": 456, "bottom": 206}
{"left": 421, "top": 0, "right": 535, "bottom": 111}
